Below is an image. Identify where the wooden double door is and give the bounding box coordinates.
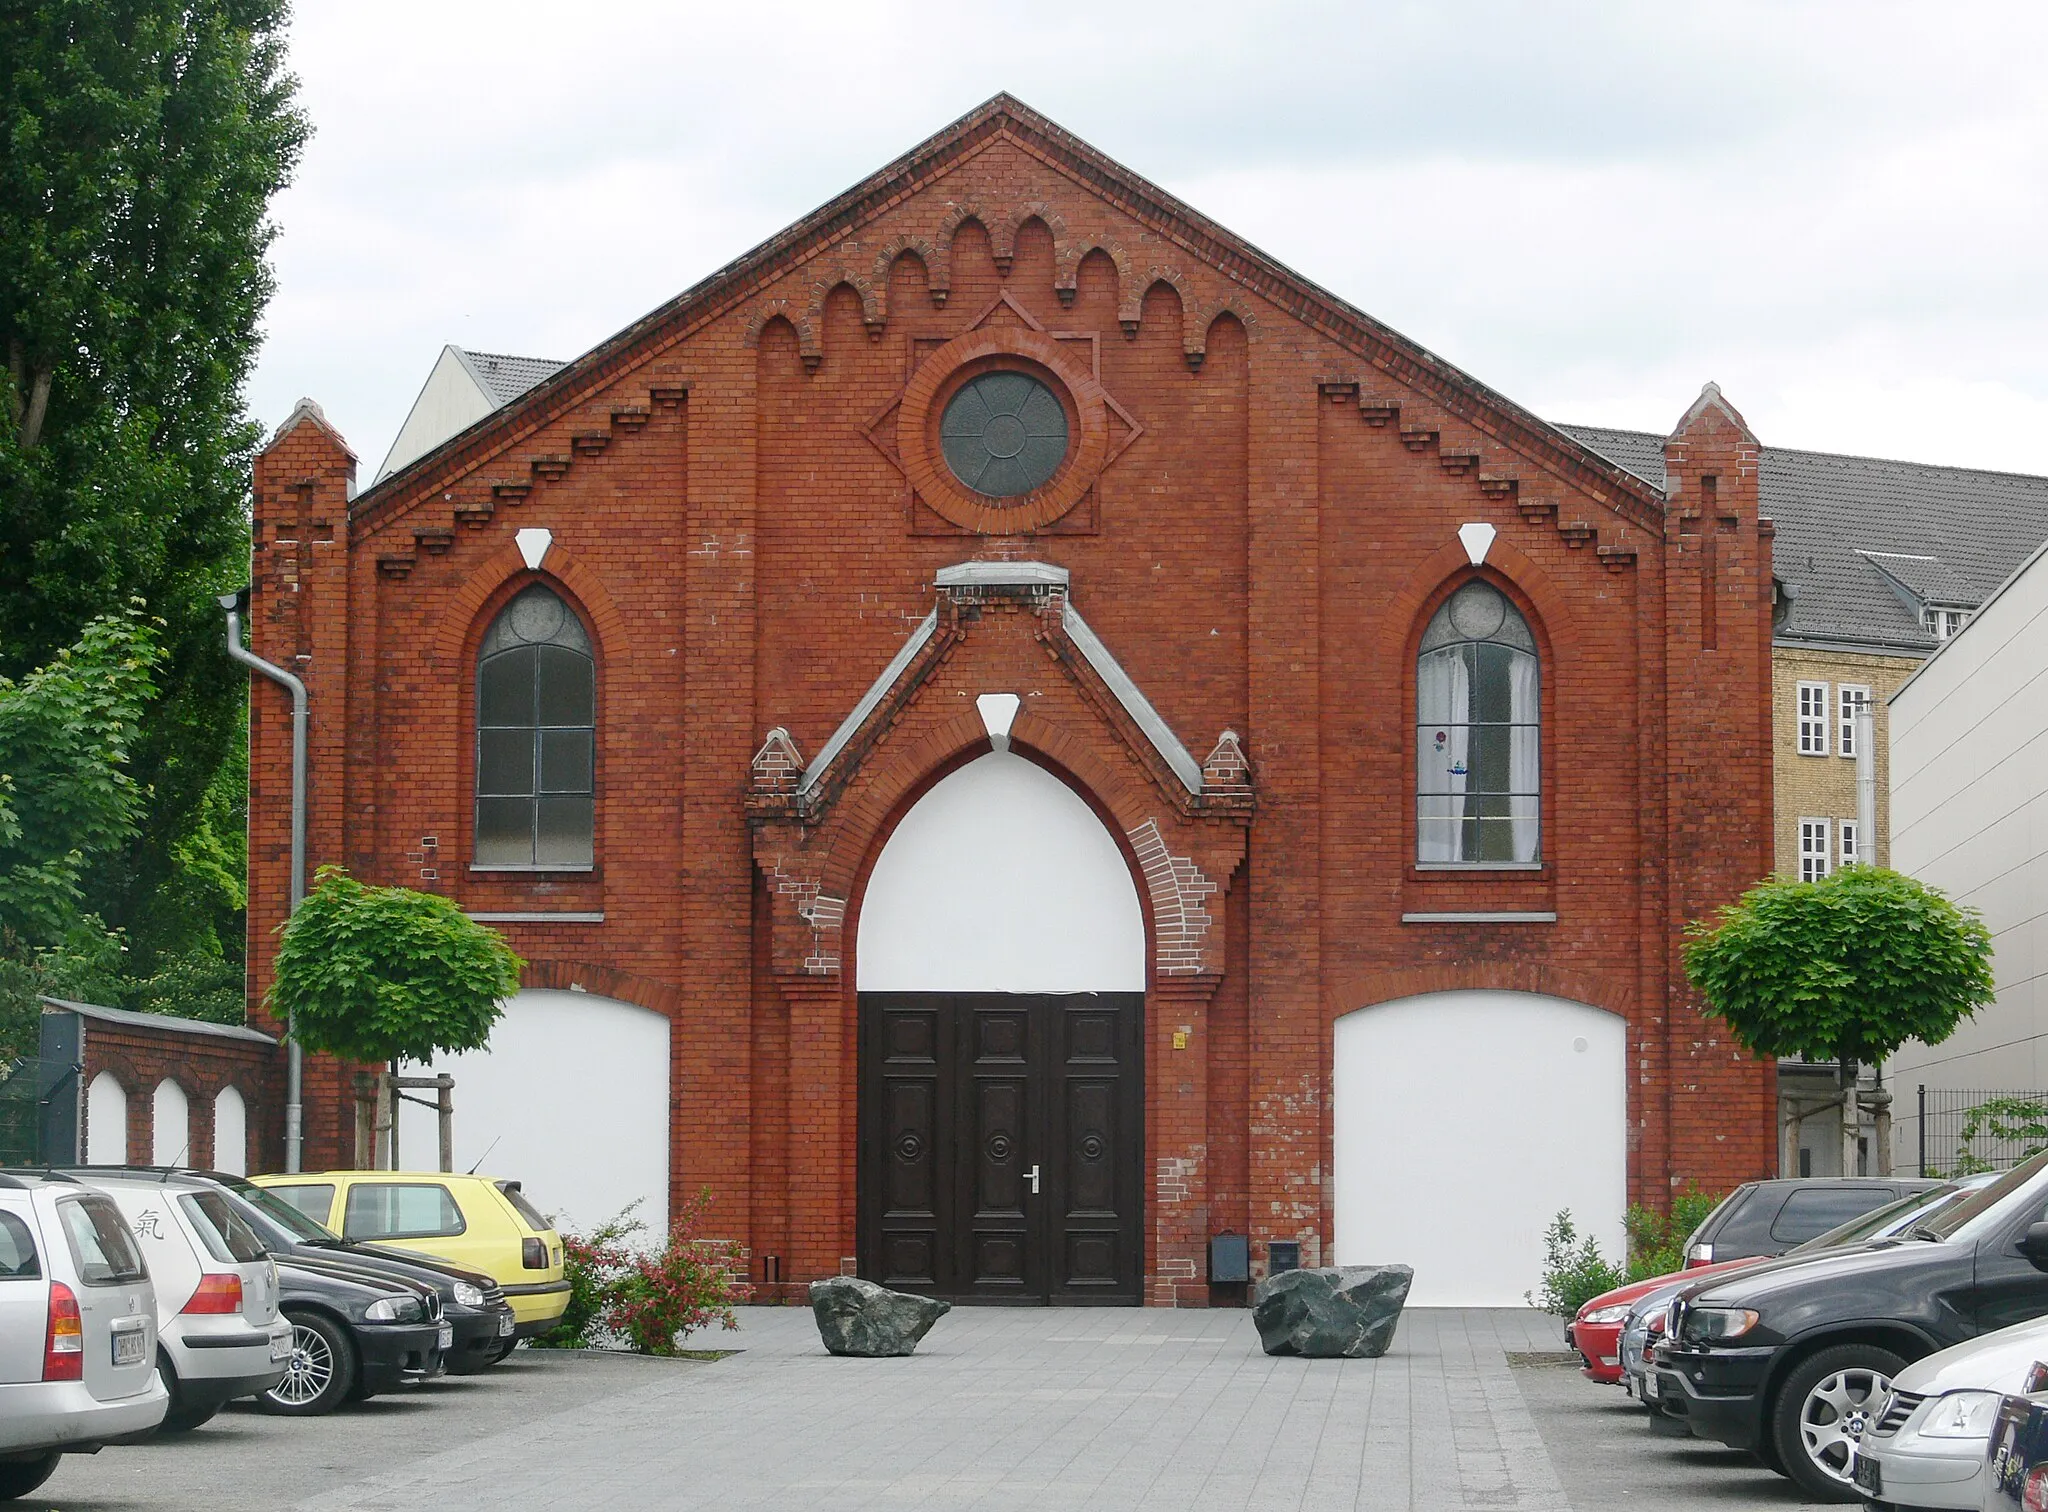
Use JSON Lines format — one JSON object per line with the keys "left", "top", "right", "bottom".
{"left": 858, "top": 992, "right": 1143, "bottom": 1305}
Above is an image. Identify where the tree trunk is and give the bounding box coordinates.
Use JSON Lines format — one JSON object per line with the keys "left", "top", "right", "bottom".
{"left": 19, "top": 367, "right": 50, "bottom": 451}
{"left": 1841, "top": 1060, "right": 1861, "bottom": 1177}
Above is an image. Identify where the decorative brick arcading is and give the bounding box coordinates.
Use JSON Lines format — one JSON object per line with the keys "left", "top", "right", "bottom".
{"left": 1126, "top": 819, "right": 1217, "bottom": 975}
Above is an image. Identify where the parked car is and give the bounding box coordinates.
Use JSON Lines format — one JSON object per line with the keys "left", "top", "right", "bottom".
{"left": 1649, "top": 1151, "right": 2048, "bottom": 1502}
{"left": 1986, "top": 1388, "right": 2048, "bottom": 1511}
{"left": 207, "top": 1175, "right": 515, "bottom": 1375}
{"left": 1572, "top": 1177, "right": 1996, "bottom": 1386}
{"left": 261, "top": 1252, "right": 446, "bottom": 1415}
{"left": 0, "top": 1173, "right": 166, "bottom": 1502}
{"left": 1619, "top": 1176, "right": 2001, "bottom": 1405}
{"left": 1679, "top": 1177, "right": 1941, "bottom": 1268}
{"left": 64, "top": 1170, "right": 290, "bottom": 1432}
{"left": 1852, "top": 1314, "right": 2048, "bottom": 1509}
{"left": 253, "top": 1172, "right": 569, "bottom": 1342}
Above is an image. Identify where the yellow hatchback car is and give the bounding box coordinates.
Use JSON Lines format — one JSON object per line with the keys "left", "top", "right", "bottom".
{"left": 252, "top": 1173, "right": 569, "bottom": 1343}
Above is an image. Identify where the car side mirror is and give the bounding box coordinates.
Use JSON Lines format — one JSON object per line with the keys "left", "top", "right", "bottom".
{"left": 2021, "top": 1221, "right": 2048, "bottom": 1268}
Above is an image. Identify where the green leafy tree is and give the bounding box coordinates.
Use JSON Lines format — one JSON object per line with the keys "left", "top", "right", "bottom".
{"left": 0, "top": 0, "right": 308, "bottom": 994}
{"left": 269, "top": 869, "right": 523, "bottom": 1067}
{"left": 1624, "top": 1183, "right": 1726, "bottom": 1281}
{"left": 0, "top": 613, "right": 162, "bottom": 1054}
{"left": 1683, "top": 868, "right": 1996, "bottom": 1078}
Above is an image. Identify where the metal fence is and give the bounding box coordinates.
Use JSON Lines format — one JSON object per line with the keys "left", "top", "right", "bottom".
{"left": 1914, "top": 1087, "right": 2048, "bottom": 1177}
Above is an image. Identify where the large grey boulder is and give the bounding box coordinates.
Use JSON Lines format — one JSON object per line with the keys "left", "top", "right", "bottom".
{"left": 808, "top": 1277, "right": 951, "bottom": 1357}
{"left": 1252, "top": 1265, "right": 1413, "bottom": 1358}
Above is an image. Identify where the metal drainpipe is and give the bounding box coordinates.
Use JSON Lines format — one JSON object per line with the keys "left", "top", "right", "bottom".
{"left": 221, "top": 594, "right": 305, "bottom": 1173}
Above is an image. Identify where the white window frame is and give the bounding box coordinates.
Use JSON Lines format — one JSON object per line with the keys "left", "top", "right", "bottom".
{"left": 1838, "top": 685, "right": 1871, "bottom": 758}
{"left": 1839, "top": 819, "right": 1859, "bottom": 868}
{"left": 1799, "top": 818, "right": 1832, "bottom": 882}
{"left": 1797, "top": 681, "right": 1830, "bottom": 756}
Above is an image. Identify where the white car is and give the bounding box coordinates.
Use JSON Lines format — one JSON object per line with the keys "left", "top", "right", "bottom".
{"left": 1854, "top": 1314, "right": 2048, "bottom": 1509}
{"left": 71, "top": 1172, "right": 291, "bottom": 1431}
{"left": 0, "top": 1173, "right": 167, "bottom": 1501}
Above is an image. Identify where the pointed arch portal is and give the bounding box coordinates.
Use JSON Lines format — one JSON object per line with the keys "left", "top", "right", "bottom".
{"left": 856, "top": 752, "right": 1146, "bottom": 1304}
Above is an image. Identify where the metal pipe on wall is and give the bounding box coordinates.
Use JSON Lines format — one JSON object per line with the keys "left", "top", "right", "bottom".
{"left": 221, "top": 593, "right": 306, "bottom": 1173}
{"left": 1855, "top": 701, "right": 1877, "bottom": 865}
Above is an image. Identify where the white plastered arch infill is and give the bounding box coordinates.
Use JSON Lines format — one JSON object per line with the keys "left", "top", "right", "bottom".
{"left": 86, "top": 1071, "right": 128, "bottom": 1165}
{"left": 398, "top": 988, "right": 671, "bottom": 1236}
{"left": 212, "top": 1086, "right": 248, "bottom": 1176}
{"left": 1332, "top": 991, "right": 1626, "bottom": 1307}
{"left": 152, "top": 1078, "right": 190, "bottom": 1166}
{"left": 857, "top": 751, "right": 1145, "bottom": 992}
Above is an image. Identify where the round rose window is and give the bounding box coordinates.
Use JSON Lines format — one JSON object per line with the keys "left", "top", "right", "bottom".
{"left": 938, "top": 371, "right": 1069, "bottom": 498}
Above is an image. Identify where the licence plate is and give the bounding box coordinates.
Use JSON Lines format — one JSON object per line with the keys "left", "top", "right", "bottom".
{"left": 112, "top": 1327, "right": 146, "bottom": 1367}
{"left": 1642, "top": 1371, "right": 1661, "bottom": 1401}
{"left": 498, "top": 1311, "right": 515, "bottom": 1337}
{"left": 1853, "top": 1455, "right": 1881, "bottom": 1494}
{"left": 437, "top": 1321, "right": 453, "bottom": 1350}
{"left": 271, "top": 1331, "right": 292, "bottom": 1362}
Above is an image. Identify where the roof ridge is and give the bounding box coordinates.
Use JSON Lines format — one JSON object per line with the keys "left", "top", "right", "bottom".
{"left": 1558, "top": 422, "right": 2048, "bottom": 485}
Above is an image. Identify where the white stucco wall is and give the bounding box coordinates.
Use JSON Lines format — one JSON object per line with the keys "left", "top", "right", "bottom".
{"left": 1333, "top": 991, "right": 1627, "bottom": 1308}
{"left": 1889, "top": 544, "right": 2048, "bottom": 1160}
{"left": 398, "top": 989, "right": 672, "bottom": 1237}
{"left": 857, "top": 751, "right": 1145, "bottom": 992}
{"left": 212, "top": 1086, "right": 248, "bottom": 1176}
{"left": 151, "top": 1078, "right": 190, "bottom": 1166}
{"left": 86, "top": 1071, "right": 127, "bottom": 1165}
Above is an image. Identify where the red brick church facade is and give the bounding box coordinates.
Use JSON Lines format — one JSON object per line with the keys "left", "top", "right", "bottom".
{"left": 246, "top": 96, "right": 1776, "bottom": 1303}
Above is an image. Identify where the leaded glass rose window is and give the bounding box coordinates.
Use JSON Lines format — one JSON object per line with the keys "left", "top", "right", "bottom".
{"left": 475, "top": 585, "right": 595, "bottom": 867}
{"left": 938, "top": 371, "right": 1069, "bottom": 497}
{"left": 1416, "top": 581, "right": 1540, "bottom": 865}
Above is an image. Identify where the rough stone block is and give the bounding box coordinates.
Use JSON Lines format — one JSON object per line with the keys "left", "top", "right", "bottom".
{"left": 1252, "top": 1265, "right": 1413, "bottom": 1358}
{"left": 809, "top": 1276, "right": 951, "bottom": 1357}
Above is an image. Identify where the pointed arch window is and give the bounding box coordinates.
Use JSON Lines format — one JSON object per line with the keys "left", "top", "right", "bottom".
{"left": 1417, "top": 581, "right": 1540, "bottom": 865}
{"left": 475, "top": 585, "right": 595, "bottom": 868}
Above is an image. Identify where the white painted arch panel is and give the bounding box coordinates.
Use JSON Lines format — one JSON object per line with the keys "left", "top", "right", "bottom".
{"left": 86, "top": 1072, "right": 127, "bottom": 1165}
{"left": 152, "top": 1079, "right": 190, "bottom": 1167}
{"left": 1333, "top": 991, "right": 1627, "bottom": 1308}
{"left": 399, "top": 989, "right": 671, "bottom": 1238}
{"left": 857, "top": 751, "right": 1145, "bottom": 993}
{"left": 212, "top": 1086, "right": 248, "bottom": 1176}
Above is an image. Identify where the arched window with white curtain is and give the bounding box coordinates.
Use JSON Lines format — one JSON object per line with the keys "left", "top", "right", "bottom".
{"left": 1416, "top": 580, "right": 1540, "bottom": 864}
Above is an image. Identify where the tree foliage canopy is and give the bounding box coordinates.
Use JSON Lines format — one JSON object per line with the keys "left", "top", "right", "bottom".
{"left": 0, "top": 0, "right": 307, "bottom": 994}
{"left": 1683, "top": 867, "right": 1996, "bottom": 1069}
{"left": 270, "top": 869, "right": 523, "bottom": 1066}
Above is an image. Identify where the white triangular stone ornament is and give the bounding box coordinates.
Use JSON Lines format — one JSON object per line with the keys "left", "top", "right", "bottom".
{"left": 1458, "top": 522, "right": 1496, "bottom": 565}
{"left": 515, "top": 527, "right": 553, "bottom": 570}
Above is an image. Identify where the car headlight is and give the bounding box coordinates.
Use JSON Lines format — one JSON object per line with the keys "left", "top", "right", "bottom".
{"left": 364, "top": 1295, "right": 422, "bottom": 1323}
{"left": 451, "top": 1282, "right": 486, "bottom": 1308}
{"left": 1581, "top": 1303, "right": 1632, "bottom": 1325}
{"left": 1681, "top": 1307, "right": 1760, "bottom": 1342}
{"left": 1915, "top": 1390, "right": 2003, "bottom": 1440}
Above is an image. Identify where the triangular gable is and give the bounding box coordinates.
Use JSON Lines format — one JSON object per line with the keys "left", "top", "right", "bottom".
{"left": 349, "top": 93, "right": 1667, "bottom": 535}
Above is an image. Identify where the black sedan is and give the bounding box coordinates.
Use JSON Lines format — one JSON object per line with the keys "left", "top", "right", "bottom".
{"left": 1649, "top": 1149, "right": 2048, "bottom": 1502}
{"left": 201, "top": 1173, "right": 518, "bottom": 1374}
{"left": 266, "top": 1252, "right": 447, "bottom": 1414}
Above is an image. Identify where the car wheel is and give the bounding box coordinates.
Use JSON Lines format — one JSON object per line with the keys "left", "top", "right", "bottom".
{"left": 153, "top": 1352, "right": 219, "bottom": 1434}
{"left": 1769, "top": 1342, "right": 1904, "bottom": 1503}
{"left": 0, "top": 1453, "right": 60, "bottom": 1501}
{"left": 259, "top": 1311, "right": 358, "bottom": 1416}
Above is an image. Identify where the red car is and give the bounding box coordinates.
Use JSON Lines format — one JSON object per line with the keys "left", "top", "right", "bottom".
{"left": 1567, "top": 1258, "right": 1761, "bottom": 1383}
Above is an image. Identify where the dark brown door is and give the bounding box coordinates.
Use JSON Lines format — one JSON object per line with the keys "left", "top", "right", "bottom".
{"left": 859, "top": 992, "right": 1142, "bottom": 1304}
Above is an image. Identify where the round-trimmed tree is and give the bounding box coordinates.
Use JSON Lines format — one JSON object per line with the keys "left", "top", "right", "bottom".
{"left": 269, "top": 867, "right": 522, "bottom": 1066}
{"left": 1683, "top": 865, "right": 1995, "bottom": 1077}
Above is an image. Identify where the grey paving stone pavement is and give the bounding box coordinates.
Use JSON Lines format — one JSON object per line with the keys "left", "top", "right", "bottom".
{"left": 44, "top": 1305, "right": 1819, "bottom": 1510}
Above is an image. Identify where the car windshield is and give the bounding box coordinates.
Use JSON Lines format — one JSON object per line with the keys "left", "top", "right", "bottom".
{"left": 178, "top": 1190, "right": 269, "bottom": 1263}
{"left": 1917, "top": 1150, "right": 2048, "bottom": 1243}
{"left": 223, "top": 1179, "right": 343, "bottom": 1245}
{"left": 496, "top": 1182, "right": 552, "bottom": 1232}
{"left": 1787, "top": 1184, "right": 1957, "bottom": 1253}
{"left": 58, "top": 1195, "right": 147, "bottom": 1285}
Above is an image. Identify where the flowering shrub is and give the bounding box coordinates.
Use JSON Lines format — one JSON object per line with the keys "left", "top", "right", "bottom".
{"left": 535, "top": 1189, "right": 749, "bottom": 1354}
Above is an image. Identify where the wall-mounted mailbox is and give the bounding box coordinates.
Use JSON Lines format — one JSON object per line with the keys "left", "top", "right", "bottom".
{"left": 1209, "top": 1231, "right": 1249, "bottom": 1284}
{"left": 1268, "top": 1239, "right": 1301, "bottom": 1276}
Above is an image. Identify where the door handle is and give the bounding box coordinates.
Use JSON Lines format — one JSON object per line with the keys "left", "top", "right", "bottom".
{"left": 1026, "top": 1164, "right": 1040, "bottom": 1195}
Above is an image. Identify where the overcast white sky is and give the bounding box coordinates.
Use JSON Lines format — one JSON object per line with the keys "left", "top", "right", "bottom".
{"left": 253, "top": 1, "right": 2048, "bottom": 479}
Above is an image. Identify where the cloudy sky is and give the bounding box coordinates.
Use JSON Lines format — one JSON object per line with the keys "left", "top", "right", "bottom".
{"left": 253, "top": 1, "right": 2048, "bottom": 479}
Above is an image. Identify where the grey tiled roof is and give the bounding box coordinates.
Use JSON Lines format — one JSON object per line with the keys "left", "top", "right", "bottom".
{"left": 452, "top": 348, "right": 567, "bottom": 408}
{"left": 1557, "top": 424, "right": 2048, "bottom": 656}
